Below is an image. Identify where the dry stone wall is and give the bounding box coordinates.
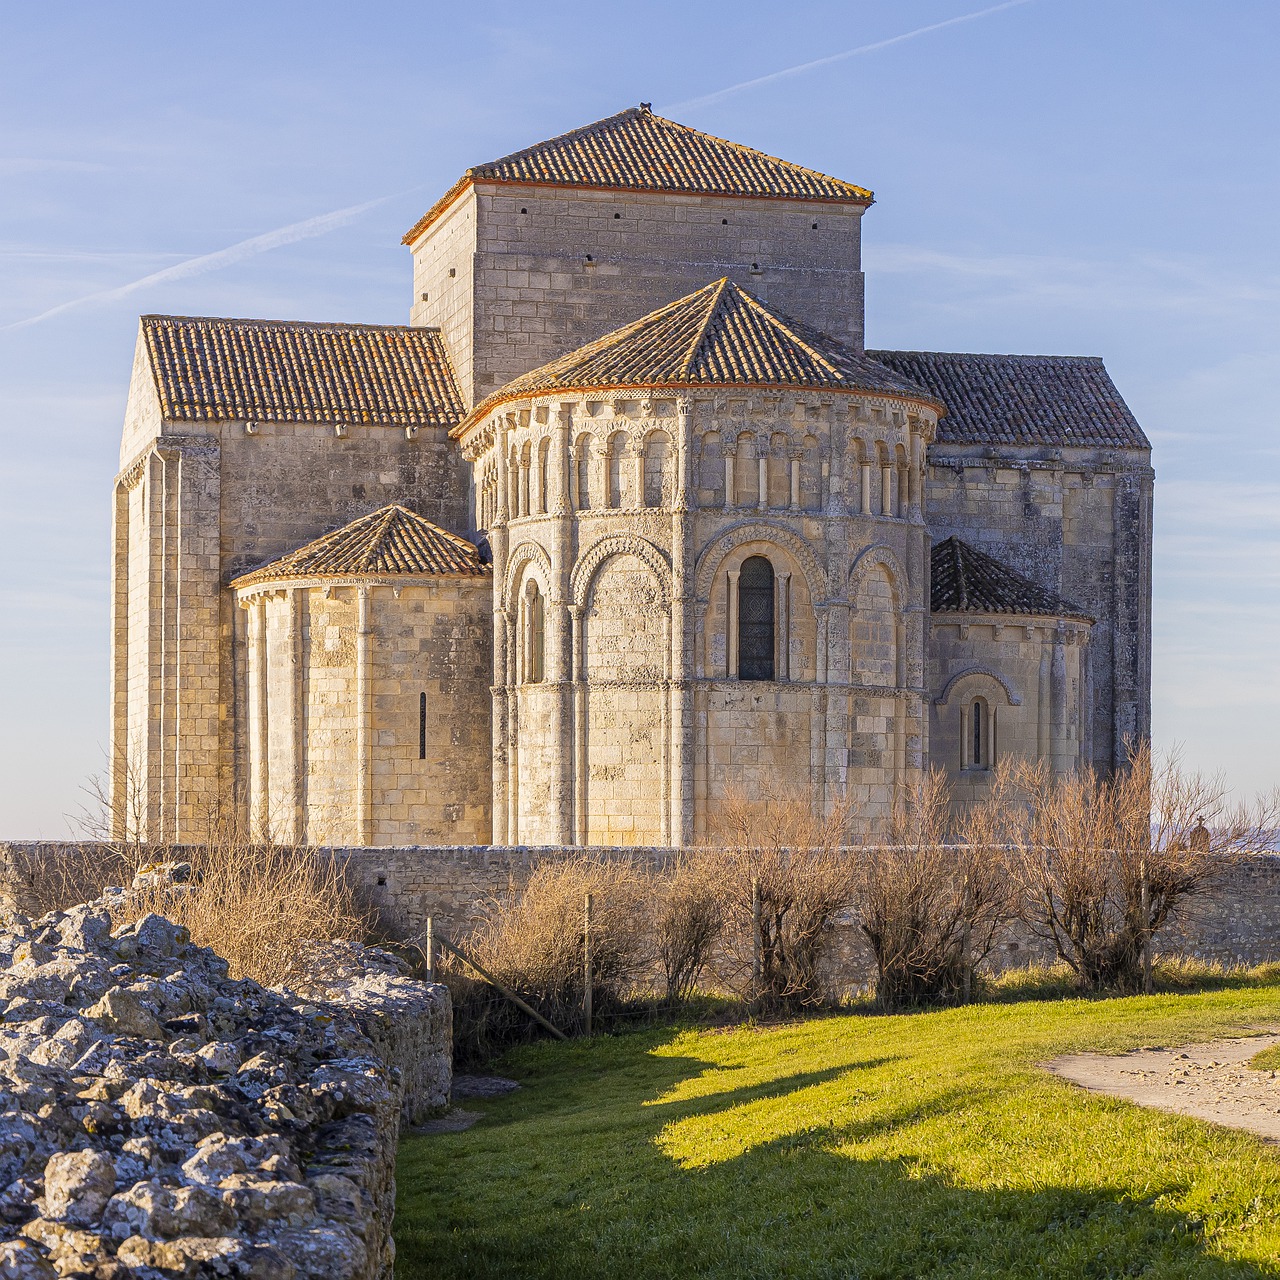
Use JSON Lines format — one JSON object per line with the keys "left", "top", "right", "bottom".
{"left": 0, "top": 874, "right": 449, "bottom": 1279}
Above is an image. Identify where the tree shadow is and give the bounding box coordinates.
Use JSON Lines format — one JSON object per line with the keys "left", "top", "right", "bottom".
{"left": 394, "top": 1032, "right": 1280, "bottom": 1280}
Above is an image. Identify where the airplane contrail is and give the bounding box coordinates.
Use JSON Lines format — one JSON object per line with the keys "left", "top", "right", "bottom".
{"left": 663, "top": 0, "right": 1036, "bottom": 113}
{"left": 2, "top": 194, "right": 398, "bottom": 332}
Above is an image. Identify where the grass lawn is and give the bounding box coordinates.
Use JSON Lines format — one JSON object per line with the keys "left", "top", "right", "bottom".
{"left": 396, "top": 981, "right": 1280, "bottom": 1278}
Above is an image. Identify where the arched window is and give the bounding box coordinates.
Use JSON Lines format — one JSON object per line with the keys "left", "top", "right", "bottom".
{"left": 523, "top": 581, "right": 545, "bottom": 684}
{"left": 738, "top": 556, "right": 775, "bottom": 681}
{"left": 968, "top": 696, "right": 992, "bottom": 769}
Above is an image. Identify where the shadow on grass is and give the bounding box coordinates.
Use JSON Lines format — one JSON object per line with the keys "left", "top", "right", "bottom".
{"left": 394, "top": 1031, "right": 1277, "bottom": 1280}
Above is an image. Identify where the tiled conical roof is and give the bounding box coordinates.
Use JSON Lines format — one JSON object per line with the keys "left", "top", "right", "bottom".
{"left": 233, "top": 505, "right": 489, "bottom": 586}
{"left": 404, "top": 105, "right": 872, "bottom": 243}
{"left": 930, "top": 537, "right": 1091, "bottom": 621}
{"left": 142, "top": 316, "right": 464, "bottom": 430}
{"left": 458, "top": 279, "right": 939, "bottom": 432}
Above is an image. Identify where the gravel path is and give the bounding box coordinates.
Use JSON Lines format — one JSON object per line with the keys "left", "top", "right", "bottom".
{"left": 1045, "top": 1033, "right": 1280, "bottom": 1141}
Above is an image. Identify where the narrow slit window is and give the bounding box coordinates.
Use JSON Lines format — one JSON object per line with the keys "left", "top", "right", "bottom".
{"left": 419, "top": 692, "right": 427, "bottom": 760}
{"left": 969, "top": 697, "right": 991, "bottom": 769}
{"left": 530, "top": 590, "right": 545, "bottom": 684}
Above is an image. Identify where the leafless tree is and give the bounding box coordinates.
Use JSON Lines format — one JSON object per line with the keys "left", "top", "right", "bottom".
{"left": 1006, "top": 742, "right": 1280, "bottom": 993}
{"left": 855, "top": 770, "right": 1019, "bottom": 1010}
{"left": 701, "top": 786, "right": 857, "bottom": 1011}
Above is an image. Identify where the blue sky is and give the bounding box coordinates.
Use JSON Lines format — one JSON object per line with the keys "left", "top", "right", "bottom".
{"left": 1, "top": 0, "right": 1277, "bottom": 835}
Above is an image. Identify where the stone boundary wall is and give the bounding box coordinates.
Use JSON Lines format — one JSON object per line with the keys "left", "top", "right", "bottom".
{"left": 4, "top": 842, "right": 1278, "bottom": 992}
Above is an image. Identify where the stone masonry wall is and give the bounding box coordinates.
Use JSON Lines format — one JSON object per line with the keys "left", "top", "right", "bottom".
{"left": 3, "top": 843, "right": 1278, "bottom": 994}
{"left": 409, "top": 184, "right": 869, "bottom": 404}
{"left": 926, "top": 444, "right": 1154, "bottom": 776}
{"left": 324, "top": 844, "right": 1280, "bottom": 985}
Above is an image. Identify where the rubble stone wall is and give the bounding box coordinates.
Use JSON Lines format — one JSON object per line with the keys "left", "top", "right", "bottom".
{"left": 0, "top": 893, "right": 450, "bottom": 1279}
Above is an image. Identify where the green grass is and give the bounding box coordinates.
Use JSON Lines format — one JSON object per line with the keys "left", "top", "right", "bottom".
{"left": 1249, "top": 1043, "right": 1280, "bottom": 1072}
{"left": 396, "top": 980, "right": 1280, "bottom": 1279}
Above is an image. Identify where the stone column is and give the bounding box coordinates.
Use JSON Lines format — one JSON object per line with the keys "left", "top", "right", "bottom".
{"left": 492, "top": 607, "right": 510, "bottom": 845}
{"left": 860, "top": 460, "right": 872, "bottom": 516}
{"left": 1035, "top": 630, "right": 1049, "bottom": 764}
{"left": 723, "top": 450, "right": 735, "bottom": 508}
{"left": 570, "top": 605, "right": 587, "bottom": 846}
{"left": 549, "top": 402, "right": 575, "bottom": 843}
{"left": 280, "top": 588, "right": 304, "bottom": 846}
{"left": 490, "top": 418, "right": 511, "bottom": 844}
{"left": 908, "top": 431, "right": 923, "bottom": 513}
{"left": 757, "top": 447, "right": 768, "bottom": 511}
{"left": 1050, "top": 624, "right": 1069, "bottom": 776}
{"left": 670, "top": 398, "right": 696, "bottom": 846}
{"left": 356, "top": 585, "right": 373, "bottom": 845}
{"left": 815, "top": 606, "right": 829, "bottom": 684}
{"left": 789, "top": 453, "right": 801, "bottom": 509}
{"left": 247, "top": 595, "right": 269, "bottom": 841}
{"left": 727, "top": 569, "right": 741, "bottom": 679}
{"left": 633, "top": 441, "right": 645, "bottom": 509}
{"left": 776, "top": 572, "right": 791, "bottom": 681}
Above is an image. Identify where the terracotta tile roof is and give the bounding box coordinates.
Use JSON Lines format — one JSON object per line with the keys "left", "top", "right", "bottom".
{"left": 867, "top": 350, "right": 1148, "bottom": 450}
{"left": 233, "top": 505, "right": 490, "bottom": 586}
{"left": 931, "top": 537, "right": 1091, "bottom": 621}
{"left": 142, "top": 315, "right": 464, "bottom": 430}
{"left": 459, "top": 279, "right": 940, "bottom": 432}
{"left": 404, "top": 105, "right": 872, "bottom": 244}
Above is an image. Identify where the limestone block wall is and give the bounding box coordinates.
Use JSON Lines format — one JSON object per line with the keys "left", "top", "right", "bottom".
{"left": 239, "top": 578, "right": 493, "bottom": 848}
{"left": 112, "top": 325, "right": 471, "bottom": 843}
{"left": 928, "top": 615, "right": 1092, "bottom": 805}
{"left": 465, "top": 385, "right": 940, "bottom": 848}
{"left": 925, "top": 444, "right": 1153, "bottom": 774}
{"left": 409, "top": 185, "right": 868, "bottom": 403}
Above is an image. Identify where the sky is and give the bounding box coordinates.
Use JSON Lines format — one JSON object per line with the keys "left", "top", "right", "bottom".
{"left": 1, "top": 0, "right": 1277, "bottom": 836}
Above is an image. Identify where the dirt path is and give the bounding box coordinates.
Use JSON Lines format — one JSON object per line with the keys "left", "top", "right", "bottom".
{"left": 1045, "top": 1033, "right": 1280, "bottom": 1141}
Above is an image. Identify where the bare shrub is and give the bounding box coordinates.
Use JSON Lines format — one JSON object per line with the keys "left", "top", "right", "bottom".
{"left": 1007, "top": 742, "right": 1280, "bottom": 993}
{"left": 654, "top": 856, "right": 725, "bottom": 1003}
{"left": 9, "top": 842, "right": 140, "bottom": 919}
{"left": 855, "top": 770, "right": 1018, "bottom": 1010}
{"left": 701, "top": 787, "right": 856, "bottom": 1011}
{"left": 121, "top": 830, "right": 370, "bottom": 988}
{"left": 459, "top": 855, "right": 651, "bottom": 1034}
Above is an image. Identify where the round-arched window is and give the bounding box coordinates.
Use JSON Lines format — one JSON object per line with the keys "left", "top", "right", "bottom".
{"left": 738, "top": 556, "right": 775, "bottom": 681}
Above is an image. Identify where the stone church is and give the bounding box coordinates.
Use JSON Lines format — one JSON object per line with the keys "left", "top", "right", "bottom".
{"left": 109, "top": 105, "right": 1153, "bottom": 848}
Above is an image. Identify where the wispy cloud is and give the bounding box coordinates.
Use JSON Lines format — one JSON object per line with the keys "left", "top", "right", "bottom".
{"left": 0, "top": 157, "right": 113, "bottom": 176}
{"left": 1, "top": 195, "right": 398, "bottom": 332}
{"left": 867, "top": 242, "right": 1280, "bottom": 318}
{"left": 664, "top": 1, "right": 1036, "bottom": 112}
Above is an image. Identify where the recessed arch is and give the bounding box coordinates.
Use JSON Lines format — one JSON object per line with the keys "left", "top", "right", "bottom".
{"left": 934, "top": 665, "right": 1022, "bottom": 707}
{"left": 849, "top": 543, "right": 906, "bottom": 605}
{"left": 504, "top": 540, "right": 552, "bottom": 602}
{"left": 694, "top": 520, "right": 827, "bottom": 605}
{"left": 570, "top": 533, "right": 671, "bottom": 609}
